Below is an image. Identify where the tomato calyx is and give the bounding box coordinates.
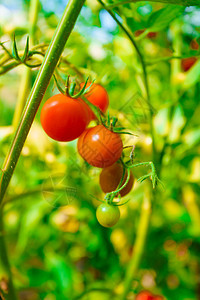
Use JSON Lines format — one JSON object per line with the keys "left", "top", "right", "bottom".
{"left": 53, "top": 75, "right": 95, "bottom": 98}
{"left": 101, "top": 112, "right": 134, "bottom": 137}
{"left": 53, "top": 75, "right": 106, "bottom": 122}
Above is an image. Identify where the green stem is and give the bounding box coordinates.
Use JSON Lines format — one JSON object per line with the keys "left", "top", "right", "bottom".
{"left": 106, "top": 0, "right": 200, "bottom": 8}
{"left": 119, "top": 191, "right": 151, "bottom": 299}
{"left": 3, "top": 186, "right": 75, "bottom": 207}
{"left": 97, "top": 0, "right": 156, "bottom": 163}
{"left": 29, "top": 0, "right": 40, "bottom": 43}
{"left": 0, "top": 0, "right": 85, "bottom": 207}
{"left": 0, "top": 209, "right": 18, "bottom": 300}
{"left": 107, "top": 169, "right": 130, "bottom": 201}
{"left": 158, "top": 23, "right": 182, "bottom": 173}
{"left": 146, "top": 54, "right": 200, "bottom": 66}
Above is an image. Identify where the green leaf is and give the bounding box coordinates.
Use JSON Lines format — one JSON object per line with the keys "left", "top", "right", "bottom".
{"left": 21, "top": 36, "right": 30, "bottom": 62}
{"left": 12, "top": 34, "right": 20, "bottom": 61}
{"left": 147, "top": 6, "right": 185, "bottom": 31}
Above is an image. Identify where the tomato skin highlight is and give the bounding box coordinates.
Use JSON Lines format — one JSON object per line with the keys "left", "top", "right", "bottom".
{"left": 77, "top": 125, "right": 123, "bottom": 168}
{"left": 96, "top": 203, "right": 120, "bottom": 227}
{"left": 135, "top": 291, "right": 154, "bottom": 300}
{"left": 80, "top": 83, "right": 109, "bottom": 120}
{"left": 181, "top": 57, "right": 197, "bottom": 72}
{"left": 99, "top": 163, "right": 134, "bottom": 197}
{"left": 40, "top": 94, "right": 90, "bottom": 142}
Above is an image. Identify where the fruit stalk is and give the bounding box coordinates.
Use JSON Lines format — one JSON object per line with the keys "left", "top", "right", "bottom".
{"left": 0, "top": 0, "right": 85, "bottom": 207}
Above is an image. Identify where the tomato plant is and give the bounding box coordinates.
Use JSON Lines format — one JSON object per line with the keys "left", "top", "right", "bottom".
{"left": 40, "top": 94, "right": 90, "bottom": 142}
{"left": 96, "top": 203, "right": 120, "bottom": 227}
{"left": 77, "top": 125, "right": 123, "bottom": 168}
{"left": 80, "top": 83, "right": 109, "bottom": 120}
{"left": 1, "top": 1, "right": 200, "bottom": 300}
{"left": 99, "top": 162, "right": 134, "bottom": 197}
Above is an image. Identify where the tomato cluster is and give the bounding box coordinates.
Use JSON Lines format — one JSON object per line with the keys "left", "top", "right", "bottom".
{"left": 136, "top": 291, "right": 163, "bottom": 300}
{"left": 40, "top": 82, "right": 134, "bottom": 228}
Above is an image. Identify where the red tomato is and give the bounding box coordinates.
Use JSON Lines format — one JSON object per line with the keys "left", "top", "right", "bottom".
{"left": 154, "top": 296, "right": 163, "bottom": 300}
{"left": 136, "top": 291, "right": 154, "bottom": 300}
{"left": 96, "top": 203, "right": 120, "bottom": 227}
{"left": 40, "top": 94, "right": 90, "bottom": 142}
{"left": 99, "top": 163, "right": 134, "bottom": 197}
{"left": 80, "top": 83, "right": 109, "bottom": 120}
{"left": 77, "top": 125, "right": 123, "bottom": 168}
{"left": 181, "top": 57, "right": 197, "bottom": 72}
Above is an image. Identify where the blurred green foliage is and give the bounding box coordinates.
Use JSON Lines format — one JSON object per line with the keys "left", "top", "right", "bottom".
{"left": 0, "top": 1, "right": 200, "bottom": 300}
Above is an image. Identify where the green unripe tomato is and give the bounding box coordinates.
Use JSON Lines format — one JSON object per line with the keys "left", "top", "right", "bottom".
{"left": 96, "top": 203, "right": 120, "bottom": 228}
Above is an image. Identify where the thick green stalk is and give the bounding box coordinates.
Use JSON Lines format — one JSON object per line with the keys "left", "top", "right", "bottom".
{"left": 0, "top": 0, "right": 85, "bottom": 206}
{"left": 120, "top": 192, "right": 151, "bottom": 299}
{"left": 12, "top": 0, "right": 40, "bottom": 129}
{"left": 106, "top": 0, "right": 200, "bottom": 8}
{"left": 0, "top": 209, "right": 18, "bottom": 300}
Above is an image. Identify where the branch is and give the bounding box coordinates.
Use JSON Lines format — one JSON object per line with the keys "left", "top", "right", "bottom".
{"left": 106, "top": 0, "right": 200, "bottom": 8}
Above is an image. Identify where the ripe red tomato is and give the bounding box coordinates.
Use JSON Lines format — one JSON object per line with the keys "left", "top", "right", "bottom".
{"left": 99, "top": 163, "right": 134, "bottom": 197}
{"left": 40, "top": 94, "right": 90, "bottom": 142}
{"left": 154, "top": 297, "right": 163, "bottom": 300}
{"left": 135, "top": 291, "right": 154, "bottom": 300}
{"left": 181, "top": 57, "right": 197, "bottom": 72}
{"left": 77, "top": 125, "right": 123, "bottom": 168}
{"left": 80, "top": 83, "right": 109, "bottom": 120}
{"left": 96, "top": 203, "right": 120, "bottom": 227}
